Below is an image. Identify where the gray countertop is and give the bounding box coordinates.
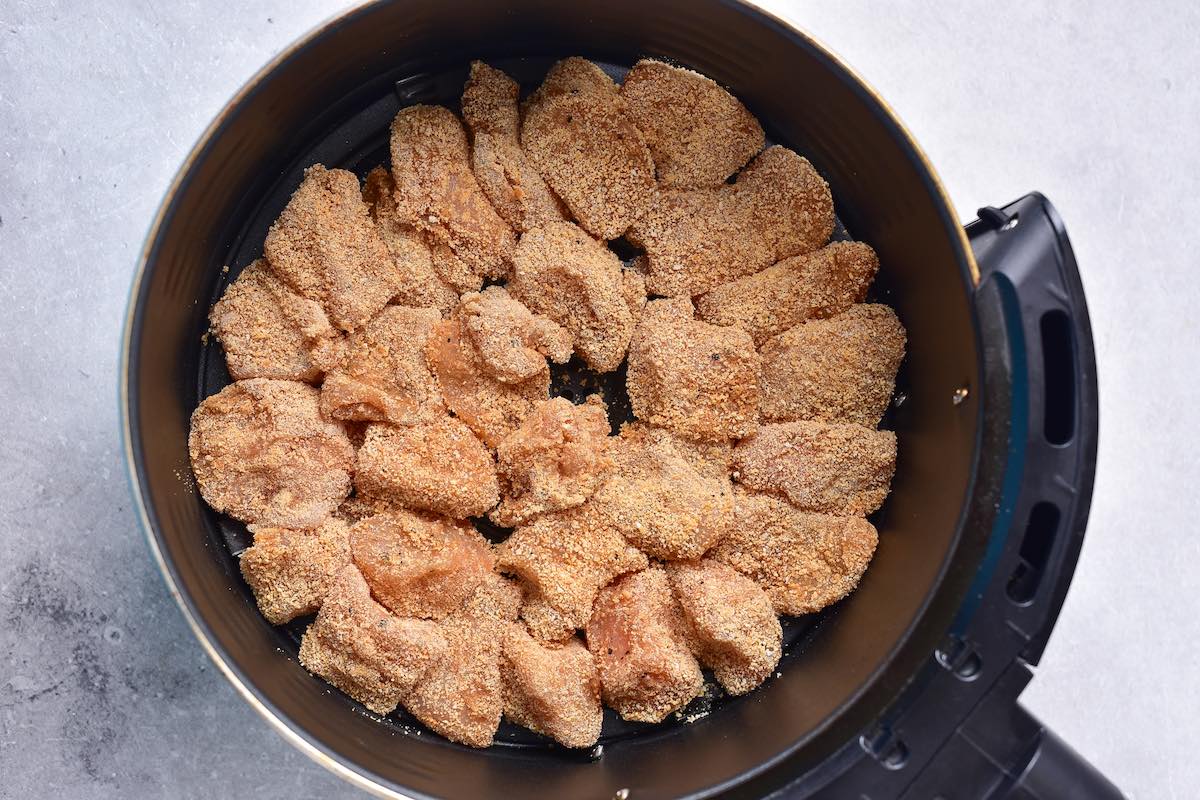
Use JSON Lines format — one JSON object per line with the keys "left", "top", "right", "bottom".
{"left": 1, "top": 1, "right": 1196, "bottom": 798}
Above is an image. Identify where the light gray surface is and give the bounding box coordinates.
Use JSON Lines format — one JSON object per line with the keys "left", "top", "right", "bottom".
{"left": 0, "top": 1, "right": 1196, "bottom": 798}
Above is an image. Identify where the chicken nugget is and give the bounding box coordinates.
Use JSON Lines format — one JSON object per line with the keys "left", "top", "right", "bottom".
{"left": 355, "top": 418, "right": 499, "bottom": 519}
{"left": 459, "top": 286, "right": 572, "bottom": 384}
{"left": 461, "top": 61, "right": 567, "bottom": 233}
{"left": 362, "top": 166, "right": 460, "bottom": 316}
{"left": 239, "top": 517, "right": 352, "bottom": 624}
{"left": 263, "top": 165, "right": 401, "bottom": 332}
{"left": 491, "top": 398, "right": 612, "bottom": 527}
{"left": 695, "top": 241, "right": 879, "bottom": 345}
{"left": 586, "top": 567, "right": 703, "bottom": 723}
{"left": 712, "top": 490, "right": 878, "bottom": 615}
{"left": 320, "top": 305, "right": 445, "bottom": 426}
{"left": 759, "top": 304, "right": 906, "bottom": 426}
{"left": 666, "top": 559, "right": 781, "bottom": 695}
{"left": 426, "top": 314, "right": 549, "bottom": 448}
{"left": 590, "top": 423, "right": 732, "bottom": 560}
{"left": 497, "top": 503, "right": 648, "bottom": 640}
{"left": 502, "top": 624, "right": 603, "bottom": 748}
{"left": 733, "top": 421, "right": 896, "bottom": 516}
{"left": 389, "top": 105, "right": 516, "bottom": 290}
{"left": 350, "top": 510, "right": 495, "bottom": 619}
{"left": 521, "top": 57, "right": 655, "bottom": 239}
{"left": 736, "top": 146, "right": 835, "bottom": 261}
{"left": 621, "top": 59, "right": 764, "bottom": 189}
{"left": 626, "top": 297, "right": 760, "bottom": 441}
{"left": 298, "top": 565, "right": 447, "bottom": 715}
{"left": 509, "top": 222, "right": 637, "bottom": 372}
{"left": 189, "top": 379, "right": 354, "bottom": 528}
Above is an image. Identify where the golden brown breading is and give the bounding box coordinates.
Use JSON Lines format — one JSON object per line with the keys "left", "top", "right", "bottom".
{"left": 491, "top": 398, "right": 612, "bottom": 527}
{"left": 733, "top": 421, "right": 896, "bottom": 516}
{"left": 585, "top": 567, "right": 703, "bottom": 723}
{"left": 209, "top": 259, "right": 340, "bottom": 382}
{"left": 298, "top": 565, "right": 447, "bottom": 715}
{"left": 189, "top": 379, "right": 354, "bottom": 528}
{"left": 620, "top": 59, "right": 764, "bottom": 189}
{"left": 666, "top": 559, "right": 781, "bottom": 695}
{"left": 460, "top": 570, "right": 524, "bottom": 622}
{"left": 461, "top": 61, "right": 567, "bottom": 233}
{"left": 625, "top": 297, "right": 761, "bottom": 441}
{"left": 319, "top": 305, "right": 445, "bottom": 425}
{"left": 459, "top": 286, "right": 572, "bottom": 384}
{"left": 425, "top": 314, "right": 549, "bottom": 448}
{"left": 240, "top": 517, "right": 352, "bottom": 624}
{"left": 521, "top": 57, "right": 655, "bottom": 239}
{"left": 509, "top": 222, "right": 637, "bottom": 372}
{"left": 627, "top": 146, "right": 834, "bottom": 296}
{"left": 350, "top": 510, "right": 496, "bottom": 619}
{"left": 361, "top": 166, "right": 460, "bottom": 316}
{"left": 333, "top": 492, "right": 408, "bottom": 525}
{"left": 497, "top": 503, "right": 648, "bottom": 640}
{"left": 263, "top": 165, "right": 401, "bottom": 332}
{"left": 589, "top": 422, "right": 732, "bottom": 560}
{"left": 354, "top": 419, "right": 500, "bottom": 519}
{"left": 759, "top": 304, "right": 906, "bottom": 426}
{"left": 695, "top": 241, "right": 879, "bottom": 345}
{"left": 712, "top": 489, "right": 879, "bottom": 615}
{"left": 502, "top": 624, "right": 603, "bottom": 748}
{"left": 620, "top": 268, "right": 647, "bottom": 323}
{"left": 389, "top": 105, "right": 516, "bottom": 290}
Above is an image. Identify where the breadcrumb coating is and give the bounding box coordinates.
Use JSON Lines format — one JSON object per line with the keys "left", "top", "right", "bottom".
{"left": 712, "top": 489, "right": 879, "bottom": 615}
{"left": 263, "top": 165, "right": 401, "bottom": 332}
{"left": 459, "top": 286, "right": 572, "bottom": 384}
{"left": 626, "top": 297, "right": 761, "bottom": 441}
{"left": 509, "top": 222, "right": 637, "bottom": 372}
{"left": 333, "top": 492, "right": 409, "bottom": 525}
{"left": 189, "top": 379, "right": 354, "bottom": 528}
{"left": 621, "top": 59, "right": 764, "bottom": 188}
{"left": 521, "top": 57, "right": 655, "bottom": 239}
{"left": 355, "top": 418, "right": 500, "bottom": 519}
{"left": 240, "top": 517, "right": 352, "bottom": 624}
{"left": 319, "top": 305, "right": 446, "bottom": 425}
{"left": 502, "top": 624, "right": 603, "bottom": 748}
{"left": 666, "top": 559, "right": 781, "bottom": 695}
{"left": 733, "top": 421, "right": 896, "bottom": 516}
{"left": 695, "top": 241, "right": 879, "bottom": 345}
{"left": 759, "top": 304, "right": 906, "bottom": 426}
{"left": 586, "top": 567, "right": 703, "bottom": 723}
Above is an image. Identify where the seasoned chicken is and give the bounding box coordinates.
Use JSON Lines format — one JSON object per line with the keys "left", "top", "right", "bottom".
{"left": 240, "top": 517, "right": 352, "bottom": 624}
{"left": 459, "top": 286, "right": 572, "bottom": 384}
{"left": 501, "top": 624, "right": 603, "bottom": 748}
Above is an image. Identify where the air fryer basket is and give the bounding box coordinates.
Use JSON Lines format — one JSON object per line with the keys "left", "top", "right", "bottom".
{"left": 122, "top": 1, "right": 1116, "bottom": 797}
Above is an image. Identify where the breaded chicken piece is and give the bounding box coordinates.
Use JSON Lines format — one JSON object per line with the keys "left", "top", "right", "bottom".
{"left": 620, "top": 59, "right": 764, "bottom": 189}
{"left": 695, "top": 241, "right": 879, "bottom": 346}
{"left": 712, "top": 490, "right": 879, "bottom": 615}
{"left": 589, "top": 422, "right": 732, "bottom": 560}
{"left": 426, "top": 314, "right": 549, "bottom": 448}
{"left": 760, "top": 304, "right": 906, "bottom": 426}
{"left": 350, "top": 510, "right": 495, "bottom": 619}
{"left": 627, "top": 146, "right": 834, "bottom": 296}
{"left": 626, "top": 297, "right": 761, "bottom": 441}
{"left": 502, "top": 624, "right": 603, "bottom": 748}
{"left": 389, "top": 105, "right": 516, "bottom": 291}
{"left": 460, "top": 570, "right": 524, "bottom": 622}
{"left": 509, "top": 222, "right": 637, "bottom": 372}
{"left": 459, "top": 286, "right": 572, "bottom": 384}
{"left": 491, "top": 398, "right": 612, "bottom": 527}
{"left": 666, "top": 559, "right": 781, "bottom": 695}
{"left": 586, "top": 568, "right": 703, "bottom": 723}
{"left": 497, "top": 503, "right": 649, "bottom": 641}
{"left": 263, "top": 165, "right": 401, "bottom": 332}
{"left": 362, "top": 167, "right": 459, "bottom": 316}
{"left": 521, "top": 57, "right": 655, "bottom": 239}
{"left": 461, "top": 61, "right": 566, "bottom": 233}
{"left": 209, "top": 259, "right": 341, "bottom": 382}
{"left": 355, "top": 418, "right": 499, "bottom": 519}
{"left": 189, "top": 379, "right": 354, "bottom": 528}
{"left": 333, "top": 492, "right": 409, "bottom": 525}
{"left": 320, "top": 305, "right": 445, "bottom": 425}
{"left": 239, "top": 517, "right": 352, "bottom": 624}
{"left": 298, "top": 565, "right": 447, "bottom": 715}
{"left": 733, "top": 421, "right": 896, "bottom": 516}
